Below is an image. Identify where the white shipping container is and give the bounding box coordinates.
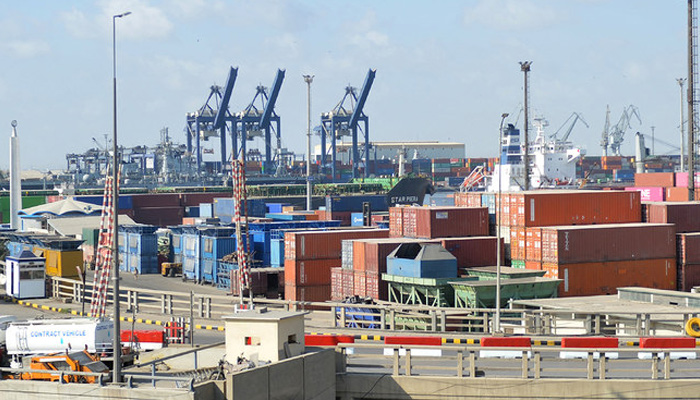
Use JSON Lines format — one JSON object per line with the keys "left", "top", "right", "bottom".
{"left": 5, "top": 318, "right": 114, "bottom": 355}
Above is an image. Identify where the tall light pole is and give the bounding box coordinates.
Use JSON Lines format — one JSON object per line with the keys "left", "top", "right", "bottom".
{"left": 112, "top": 10, "right": 131, "bottom": 384}
{"left": 303, "top": 75, "right": 314, "bottom": 211}
{"left": 688, "top": 0, "right": 695, "bottom": 201}
{"left": 679, "top": 78, "right": 687, "bottom": 172}
{"left": 520, "top": 61, "right": 532, "bottom": 191}
{"left": 494, "top": 112, "right": 509, "bottom": 334}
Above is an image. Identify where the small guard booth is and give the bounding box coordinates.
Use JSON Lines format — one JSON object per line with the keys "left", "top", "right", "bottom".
{"left": 223, "top": 308, "right": 306, "bottom": 364}
{"left": 5, "top": 250, "right": 46, "bottom": 299}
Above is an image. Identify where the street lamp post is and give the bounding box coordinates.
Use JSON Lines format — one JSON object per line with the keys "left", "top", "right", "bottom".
{"left": 303, "top": 75, "right": 314, "bottom": 211}
{"left": 494, "top": 112, "right": 509, "bottom": 334}
{"left": 112, "top": 10, "right": 131, "bottom": 384}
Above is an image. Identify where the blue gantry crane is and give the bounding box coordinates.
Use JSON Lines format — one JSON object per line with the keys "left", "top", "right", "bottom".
{"left": 319, "top": 69, "right": 376, "bottom": 180}
{"left": 236, "top": 69, "right": 285, "bottom": 174}
{"left": 185, "top": 67, "right": 238, "bottom": 173}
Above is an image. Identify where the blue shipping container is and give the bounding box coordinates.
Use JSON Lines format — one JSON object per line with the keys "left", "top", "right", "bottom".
{"left": 75, "top": 195, "right": 133, "bottom": 210}
{"left": 200, "top": 203, "right": 213, "bottom": 218}
{"left": 351, "top": 212, "right": 364, "bottom": 227}
{"left": 325, "top": 194, "right": 388, "bottom": 213}
{"left": 270, "top": 238, "right": 284, "bottom": 267}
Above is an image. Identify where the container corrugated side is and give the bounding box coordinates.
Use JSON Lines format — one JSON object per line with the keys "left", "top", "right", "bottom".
{"left": 389, "top": 207, "right": 404, "bottom": 237}
{"left": 525, "top": 227, "right": 542, "bottom": 262}
{"left": 678, "top": 263, "right": 700, "bottom": 292}
{"left": 284, "top": 258, "right": 339, "bottom": 286}
{"left": 512, "top": 190, "right": 641, "bottom": 227}
{"left": 284, "top": 229, "right": 389, "bottom": 261}
{"left": 540, "top": 223, "right": 675, "bottom": 264}
{"left": 635, "top": 172, "right": 675, "bottom": 188}
{"left": 439, "top": 236, "right": 500, "bottom": 268}
{"left": 678, "top": 233, "right": 700, "bottom": 264}
{"left": 647, "top": 202, "right": 700, "bottom": 233}
{"left": 542, "top": 258, "right": 676, "bottom": 297}
{"left": 408, "top": 206, "right": 488, "bottom": 239}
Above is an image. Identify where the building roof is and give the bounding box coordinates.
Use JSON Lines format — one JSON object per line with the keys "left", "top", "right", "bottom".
{"left": 19, "top": 198, "right": 102, "bottom": 217}
{"left": 48, "top": 215, "right": 136, "bottom": 237}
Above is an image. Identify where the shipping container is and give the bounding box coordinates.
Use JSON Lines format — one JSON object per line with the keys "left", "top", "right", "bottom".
{"left": 325, "top": 194, "right": 388, "bottom": 213}
{"left": 132, "top": 206, "right": 184, "bottom": 227}
{"left": 674, "top": 172, "right": 700, "bottom": 188}
{"left": 399, "top": 206, "right": 488, "bottom": 239}
{"left": 635, "top": 172, "right": 675, "bottom": 188}
{"left": 525, "top": 227, "right": 542, "bottom": 262}
{"left": 540, "top": 223, "right": 675, "bottom": 264}
{"left": 284, "top": 258, "right": 340, "bottom": 286}
{"left": 665, "top": 187, "right": 691, "bottom": 202}
{"left": 353, "top": 270, "right": 367, "bottom": 296}
{"left": 525, "top": 261, "right": 542, "bottom": 270}
{"left": 510, "top": 190, "right": 641, "bottom": 227}
{"left": 542, "top": 258, "right": 676, "bottom": 297}
{"left": 646, "top": 202, "right": 700, "bottom": 233}
{"left": 365, "top": 271, "right": 387, "bottom": 300}
{"left": 439, "top": 236, "right": 501, "bottom": 268}
{"left": 625, "top": 187, "right": 665, "bottom": 202}
{"left": 284, "top": 229, "right": 389, "bottom": 261}
{"left": 678, "top": 263, "right": 700, "bottom": 292}
{"left": 284, "top": 284, "right": 331, "bottom": 303}
{"left": 331, "top": 267, "right": 344, "bottom": 300}
{"left": 354, "top": 238, "right": 426, "bottom": 274}
{"left": 677, "top": 233, "right": 700, "bottom": 265}
{"left": 389, "top": 207, "right": 404, "bottom": 238}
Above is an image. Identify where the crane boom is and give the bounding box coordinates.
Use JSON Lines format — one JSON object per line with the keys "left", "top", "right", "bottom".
{"left": 213, "top": 67, "right": 238, "bottom": 130}
{"left": 349, "top": 69, "right": 376, "bottom": 128}
{"left": 259, "top": 69, "right": 285, "bottom": 129}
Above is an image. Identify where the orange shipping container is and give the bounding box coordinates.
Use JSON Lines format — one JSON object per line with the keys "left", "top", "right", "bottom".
{"left": 285, "top": 229, "right": 389, "bottom": 261}
{"left": 666, "top": 187, "right": 689, "bottom": 202}
{"left": 389, "top": 207, "right": 404, "bottom": 237}
{"left": 525, "top": 261, "right": 542, "bottom": 270}
{"left": 510, "top": 190, "right": 641, "bottom": 227}
{"left": 353, "top": 270, "right": 367, "bottom": 297}
{"left": 284, "top": 258, "right": 339, "bottom": 286}
{"left": 542, "top": 258, "right": 676, "bottom": 297}
{"left": 525, "top": 227, "right": 542, "bottom": 262}
{"left": 284, "top": 284, "right": 331, "bottom": 303}
{"left": 635, "top": 172, "right": 675, "bottom": 188}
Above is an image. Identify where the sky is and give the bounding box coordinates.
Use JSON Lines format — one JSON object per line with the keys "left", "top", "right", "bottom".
{"left": 0, "top": 0, "right": 689, "bottom": 170}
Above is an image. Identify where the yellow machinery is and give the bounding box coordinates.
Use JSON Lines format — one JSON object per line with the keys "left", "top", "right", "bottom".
{"left": 14, "top": 351, "right": 108, "bottom": 383}
{"left": 161, "top": 262, "right": 182, "bottom": 277}
{"left": 33, "top": 247, "right": 82, "bottom": 278}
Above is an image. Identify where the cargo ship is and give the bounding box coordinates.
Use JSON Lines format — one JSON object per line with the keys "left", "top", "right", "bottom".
{"left": 489, "top": 118, "right": 584, "bottom": 191}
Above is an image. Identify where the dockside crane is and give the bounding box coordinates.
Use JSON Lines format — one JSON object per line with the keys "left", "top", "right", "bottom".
{"left": 319, "top": 69, "right": 376, "bottom": 180}
{"left": 600, "top": 104, "right": 642, "bottom": 156}
{"left": 236, "top": 69, "right": 285, "bottom": 174}
{"left": 186, "top": 67, "right": 239, "bottom": 174}
{"left": 551, "top": 112, "right": 589, "bottom": 142}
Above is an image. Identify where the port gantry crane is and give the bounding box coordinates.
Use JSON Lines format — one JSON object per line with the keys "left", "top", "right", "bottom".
{"left": 319, "top": 69, "right": 376, "bottom": 180}
{"left": 551, "top": 112, "right": 589, "bottom": 142}
{"left": 600, "top": 104, "right": 642, "bottom": 156}
{"left": 236, "top": 69, "right": 286, "bottom": 174}
{"left": 186, "top": 67, "right": 239, "bottom": 174}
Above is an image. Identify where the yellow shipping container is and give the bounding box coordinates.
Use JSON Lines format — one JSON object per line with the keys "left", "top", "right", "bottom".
{"left": 33, "top": 247, "right": 82, "bottom": 278}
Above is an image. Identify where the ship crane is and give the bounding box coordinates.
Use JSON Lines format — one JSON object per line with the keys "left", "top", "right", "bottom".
{"left": 236, "top": 69, "right": 285, "bottom": 174}
{"left": 319, "top": 69, "right": 376, "bottom": 180}
{"left": 186, "top": 67, "right": 239, "bottom": 174}
{"left": 601, "top": 105, "right": 642, "bottom": 156}
{"left": 551, "top": 112, "right": 589, "bottom": 142}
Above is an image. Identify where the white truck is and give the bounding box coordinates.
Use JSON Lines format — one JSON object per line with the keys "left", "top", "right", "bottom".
{"left": 5, "top": 318, "right": 113, "bottom": 357}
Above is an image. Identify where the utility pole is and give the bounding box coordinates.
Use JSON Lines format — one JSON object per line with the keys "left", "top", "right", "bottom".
{"left": 303, "top": 75, "right": 314, "bottom": 211}
{"left": 679, "top": 78, "right": 687, "bottom": 172}
{"left": 688, "top": 0, "right": 695, "bottom": 201}
{"left": 520, "top": 61, "right": 532, "bottom": 191}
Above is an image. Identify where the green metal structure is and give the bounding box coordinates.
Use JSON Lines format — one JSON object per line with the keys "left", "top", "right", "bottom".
{"left": 451, "top": 277, "right": 561, "bottom": 309}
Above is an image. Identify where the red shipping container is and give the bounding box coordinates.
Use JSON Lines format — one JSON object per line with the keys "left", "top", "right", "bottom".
{"left": 525, "top": 227, "right": 542, "bottom": 262}
{"left": 678, "top": 263, "right": 700, "bottom": 292}
{"left": 284, "top": 284, "right": 331, "bottom": 303}
{"left": 353, "top": 270, "right": 367, "bottom": 297}
{"left": 635, "top": 172, "right": 675, "bottom": 188}
{"left": 285, "top": 229, "right": 389, "bottom": 261}
{"left": 403, "top": 206, "right": 488, "bottom": 239}
{"left": 439, "top": 236, "right": 501, "bottom": 268}
{"left": 454, "top": 192, "right": 467, "bottom": 207}
{"left": 132, "top": 206, "right": 184, "bottom": 227}
{"left": 389, "top": 207, "right": 404, "bottom": 237}
{"left": 646, "top": 202, "right": 700, "bottom": 233}
{"left": 542, "top": 258, "right": 676, "bottom": 297}
{"left": 677, "top": 233, "right": 700, "bottom": 265}
{"left": 342, "top": 268, "right": 354, "bottom": 298}
{"left": 540, "top": 223, "right": 675, "bottom": 264}
{"left": 132, "top": 193, "right": 181, "bottom": 208}
{"left": 331, "top": 267, "right": 344, "bottom": 300}
{"left": 467, "top": 192, "right": 482, "bottom": 207}
{"left": 285, "top": 258, "right": 339, "bottom": 286}
{"left": 666, "top": 187, "right": 691, "bottom": 202}
{"left": 365, "top": 271, "right": 388, "bottom": 300}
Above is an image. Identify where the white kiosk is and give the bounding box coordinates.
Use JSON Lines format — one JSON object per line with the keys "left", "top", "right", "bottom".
{"left": 5, "top": 250, "right": 46, "bottom": 299}
{"left": 223, "top": 308, "right": 306, "bottom": 364}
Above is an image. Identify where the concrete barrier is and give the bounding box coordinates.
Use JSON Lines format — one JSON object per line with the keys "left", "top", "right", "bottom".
{"left": 638, "top": 337, "right": 697, "bottom": 360}
{"left": 560, "top": 337, "right": 619, "bottom": 359}
{"left": 480, "top": 336, "right": 531, "bottom": 359}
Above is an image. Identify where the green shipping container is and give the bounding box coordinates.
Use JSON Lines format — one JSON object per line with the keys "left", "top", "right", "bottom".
{"left": 0, "top": 195, "right": 47, "bottom": 223}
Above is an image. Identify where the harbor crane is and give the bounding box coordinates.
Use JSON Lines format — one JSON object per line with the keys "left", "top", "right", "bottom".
{"left": 186, "top": 67, "right": 239, "bottom": 173}
{"left": 319, "top": 69, "right": 376, "bottom": 180}
{"left": 551, "top": 112, "right": 589, "bottom": 142}
{"left": 236, "top": 69, "right": 285, "bottom": 172}
{"left": 600, "top": 105, "right": 642, "bottom": 156}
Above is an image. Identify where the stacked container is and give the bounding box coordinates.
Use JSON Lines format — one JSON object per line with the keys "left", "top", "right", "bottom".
{"left": 284, "top": 229, "right": 389, "bottom": 302}
{"left": 199, "top": 226, "right": 236, "bottom": 284}
{"left": 390, "top": 206, "right": 488, "bottom": 239}
{"left": 676, "top": 233, "right": 700, "bottom": 291}
{"left": 119, "top": 224, "right": 159, "bottom": 274}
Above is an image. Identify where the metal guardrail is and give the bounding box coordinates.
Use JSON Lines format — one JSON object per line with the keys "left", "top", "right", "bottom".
{"left": 48, "top": 276, "right": 700, "bottom": 336}
{"left": 337, "top": 343, "right": 700, "bottom": 380}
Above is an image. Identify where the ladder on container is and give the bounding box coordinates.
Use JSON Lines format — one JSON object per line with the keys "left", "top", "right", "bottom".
{"left": 89, "top": 168, "right": 120, "bottom": 318}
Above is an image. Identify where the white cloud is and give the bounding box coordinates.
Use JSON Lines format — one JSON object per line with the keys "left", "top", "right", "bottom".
{"left": 464, "top": 0, "right": 561, "bottom": 31}
{"left": 61, "top": 0, "right": 173, "bottom": 40}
